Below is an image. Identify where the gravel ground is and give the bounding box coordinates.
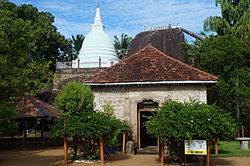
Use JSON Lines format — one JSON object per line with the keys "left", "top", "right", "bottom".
{"left": 0, "top": 147, "right": 250, "bottom": 166}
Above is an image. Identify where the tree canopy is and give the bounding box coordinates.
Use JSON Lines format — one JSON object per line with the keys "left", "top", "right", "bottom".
{"left": 183, "top": 35, "right": 249, "bottom": 127}
{"left": 0, "top": 0, "right": 72, "bottom": 136}
{"left": 145, "top": 100, "right": 236, "bottom": 141}
{"left": 145, "top": 100, "right": 236, "bottom": 161}
{"left": 204, "top": 0, "right": 249, "bottom": 38}
{"left": 0, "top": 0, "right": 74, "bottom": 71}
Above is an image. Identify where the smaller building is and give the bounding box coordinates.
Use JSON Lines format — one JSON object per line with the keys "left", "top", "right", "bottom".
{"left": 14, "top": 96, "right": 62, "bottom": 139}
{"left": 86, "top": 45, "right": 218, "bottom": 149}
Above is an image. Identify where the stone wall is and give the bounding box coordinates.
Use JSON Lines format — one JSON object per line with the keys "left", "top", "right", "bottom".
{"left": 92, "top": 84, "right": 207, "bottom": 143}
{"left": 53, "top": 67, "right": 105, "bottom": 92}
{"left": 41, "top": 67, "right": 105, "bottom": 104}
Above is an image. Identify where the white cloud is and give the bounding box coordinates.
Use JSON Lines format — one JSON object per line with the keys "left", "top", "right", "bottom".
{"left": 11, "top": 0, "right": 221, "bottom": 40}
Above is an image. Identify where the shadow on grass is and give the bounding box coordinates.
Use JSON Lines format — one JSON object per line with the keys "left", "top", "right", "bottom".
{"left": 217, "top": 149, "right": 232, "bottom": 154}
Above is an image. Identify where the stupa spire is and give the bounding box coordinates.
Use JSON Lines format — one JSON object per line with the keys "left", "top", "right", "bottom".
{"left": 94, "top": 3, "right": 103, "bottom": 25}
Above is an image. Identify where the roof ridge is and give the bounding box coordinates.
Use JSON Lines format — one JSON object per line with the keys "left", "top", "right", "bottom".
{"left": 85, "top": 45, "right": 149, "bottom": 82}
{"left": 150, "top": 45, "right": 218, "bottom": 80}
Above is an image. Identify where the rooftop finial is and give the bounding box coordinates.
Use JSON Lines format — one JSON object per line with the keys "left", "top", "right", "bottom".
{"left": 147, "top": 38, "right": 152, "bottom": 47}
{"left": 97, "top": 3, "right": 99, "bottom": 8}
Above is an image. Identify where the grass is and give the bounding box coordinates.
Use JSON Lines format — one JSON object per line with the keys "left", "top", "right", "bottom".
{"left": 210, "top": 141, "right": 250, "bottom": 157}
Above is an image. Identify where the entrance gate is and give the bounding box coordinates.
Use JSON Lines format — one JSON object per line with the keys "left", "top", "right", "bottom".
{"left": 137, "top": 100, "right": 158, "bottom": 149}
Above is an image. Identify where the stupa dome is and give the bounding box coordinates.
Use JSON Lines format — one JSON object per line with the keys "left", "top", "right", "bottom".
{"left": 78, "top": 4, "right": 118, "bottom": 68}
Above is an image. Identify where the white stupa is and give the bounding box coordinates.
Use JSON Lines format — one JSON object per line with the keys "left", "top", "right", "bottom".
{"left": 76, "top": 4, "right": 118, "bottom": 68}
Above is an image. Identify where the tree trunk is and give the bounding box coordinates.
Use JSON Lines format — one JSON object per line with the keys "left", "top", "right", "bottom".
{"left": 211, "top": 137, "right": 215, "bottom": 154}
{"left": 161, "top": 142, "right": 164, "bottom": 166}
{"left": 73, "top": 138, "right": 78, "bottom": 160}
{"left": 215, "top": 137, "right": 219, "bottom": 155}
{"left": 242, "top": 125, "right": 244, "bottom": 138}
{"left": 159, "top": 141, "right": 161, "bottom": 158}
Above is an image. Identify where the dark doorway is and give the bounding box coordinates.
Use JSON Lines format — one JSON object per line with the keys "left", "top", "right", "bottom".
{"left": 140, "top": 111, "right": 157, "bottom": 148}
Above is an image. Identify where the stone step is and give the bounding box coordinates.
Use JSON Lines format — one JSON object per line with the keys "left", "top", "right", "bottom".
{"left": 137, "top": 146, "right": 159, "bottom": 154}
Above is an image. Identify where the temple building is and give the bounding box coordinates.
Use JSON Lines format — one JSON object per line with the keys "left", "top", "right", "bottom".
{"left": 52, "top": 4, "right": 218, "bottom": 150}
{"left": 85, "top": 45, "right": 217, "bottom": 148}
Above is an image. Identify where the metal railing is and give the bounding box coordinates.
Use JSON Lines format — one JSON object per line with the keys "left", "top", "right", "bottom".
{"left": 56, "top": 61, "right": 72, "bottom": 69}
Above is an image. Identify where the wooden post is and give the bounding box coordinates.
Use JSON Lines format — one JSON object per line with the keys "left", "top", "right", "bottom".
{"left": 100, "top": 136, "right": 104, "bottom": 164}
{"left": 64, "top": 119, "right": 67, "bottom": 165}
{"left": 206, "top": 138, "right": 210, "bottom": 166}
{"left": 122, "top": 132, "right": 126, "bottom": 154}
{"left": 161, "top": 142, "right": 164, "bottom": 166}
{"left": 215, "top": 137, "right": 219, "bottom": 155}
{"left": 41, "top": 118, "right": 44, "bottom": 141}
{"left": 242, "top": 125, "right": 244, "bottom": 138}
{"left": 64, "top": 136, "right": 68, "bottom": 165}
{"left": 238, "top": 126, "right": 240, "bottom": 138}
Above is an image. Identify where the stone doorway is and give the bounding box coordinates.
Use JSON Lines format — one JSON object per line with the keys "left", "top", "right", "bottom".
{"left": 137, "top": 100, "right": 158, "bottom": 149}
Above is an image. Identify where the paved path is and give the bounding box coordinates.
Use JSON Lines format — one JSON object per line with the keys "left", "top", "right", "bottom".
{"left": 0, "top": 147, "right": 250, "bottom": 166}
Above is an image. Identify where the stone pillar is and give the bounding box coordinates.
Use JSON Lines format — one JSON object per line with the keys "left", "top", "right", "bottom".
{"left": 240, "top": 141, "right": 249, "bottom": 150}
{"left": 130, "top": 102, "right": 138, "bottom": 143}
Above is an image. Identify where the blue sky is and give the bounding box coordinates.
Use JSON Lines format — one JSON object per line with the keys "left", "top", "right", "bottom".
{"left": 11, "top": 0, "right": 220, "bottom": 41}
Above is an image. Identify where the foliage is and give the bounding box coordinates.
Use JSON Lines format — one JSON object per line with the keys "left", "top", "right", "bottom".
{"left": 145, "top": 99, "right": 236, "bottom": 161}
{"left": 204, "top": 0, "right": 249, "bottom": 38}
{"left": 51, "top": 82, "right": 130, "bottom": 160}
{"left": 0, "top": 3, "right": 54, "bottom": 135}
{"left": 0, "top": 0, "right": 74, "bottom": 71}
{"left": 0, "top": 103, "right": 19, "bottom": 136}
{"left": 145, "top": 100, "right": 236, "bottom": 142}
{"left": 183, "top": 35, "right": 249, "bottom": 125}
{"left": 113, "top": 33, "right": 132, "bottom": 60}
{"left": 55, "top": 81, "right": 94, "bottom": 114}
{"left": 104, "top": 102, "right": 115, "bottom": 115}
{"left": 72, "top": 34, "right": 85, "bottom": 56}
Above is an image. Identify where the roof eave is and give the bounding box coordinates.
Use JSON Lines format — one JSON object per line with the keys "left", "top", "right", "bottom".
{"left": 86, "top": 80, "right": 218, "bottom": 86}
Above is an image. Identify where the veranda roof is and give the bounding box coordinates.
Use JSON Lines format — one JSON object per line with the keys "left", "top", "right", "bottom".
{"left": 14, "top": 96, "right": 62, "bottom": 119}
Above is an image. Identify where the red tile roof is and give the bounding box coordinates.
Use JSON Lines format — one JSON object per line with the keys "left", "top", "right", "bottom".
{"left": 86, "top": 45, "right": 218, "bottom": 84}
{"left": 14, "top": 96, "right": 62, "bottom": 119}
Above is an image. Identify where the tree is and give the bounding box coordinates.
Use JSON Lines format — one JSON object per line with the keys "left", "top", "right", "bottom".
{"left": 51, "top": 82, "right": 130, "bottom": 160}
{"left": 113, "top": 33, "right": 132, "bottom": 60}
{"left": 72, "top": 34, "right": 85, "bottom": 57}
{"left": 145, "top": 99, "right": 236, "bottom": 161}
{"left": 0, "top": 104, "right": 19, "bottom": 136}
{"left": 0, "top": 2, "right": 53, "bottom": 136}
{"left": 204, "top": 0, "right": 249, "bottom": 38}
{"left": 183, "top": 35, "right": 249, "bottom": 127}
{"left": 0, "top": 1, "right": 74, "bottom": 71}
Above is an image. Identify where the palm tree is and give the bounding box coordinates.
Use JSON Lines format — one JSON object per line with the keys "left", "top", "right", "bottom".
{"left": 72, "top": 34, "right": 85, "bottom": 56}
{"left": 113, "top": 33, "right": 132, "bottom": 60}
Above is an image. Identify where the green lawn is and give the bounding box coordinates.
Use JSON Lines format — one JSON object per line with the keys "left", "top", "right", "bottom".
{"left": 210, "top": 141, "right": 250, "bottom": 157}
